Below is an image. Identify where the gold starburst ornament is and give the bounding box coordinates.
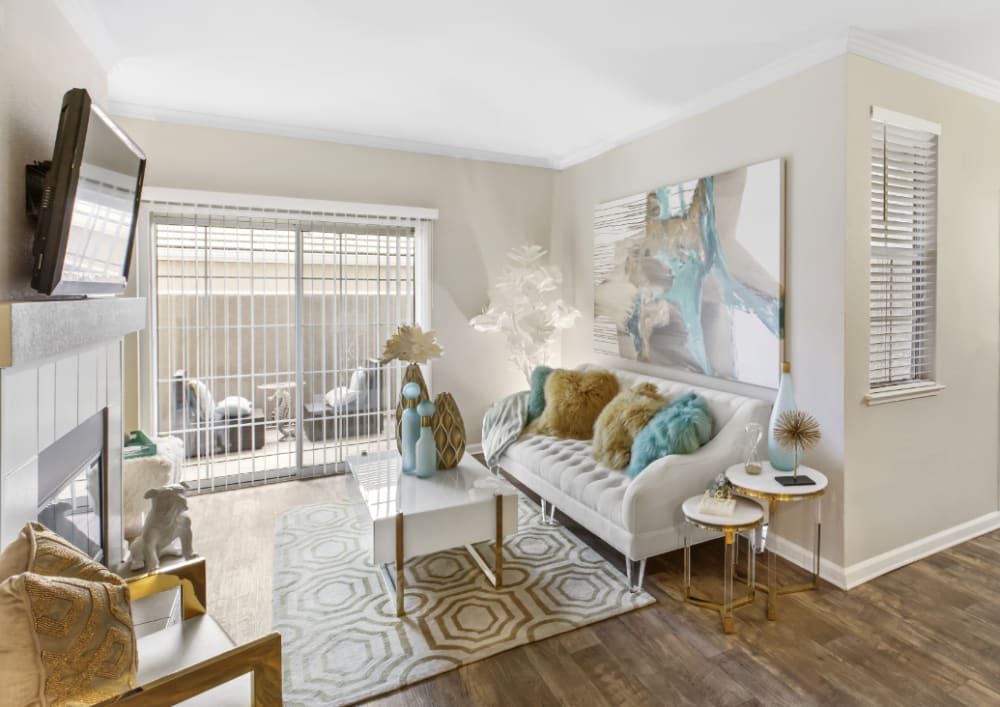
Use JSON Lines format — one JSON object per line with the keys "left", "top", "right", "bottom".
{"left": 774, "top": 410, "right": 821, "bottom": 480}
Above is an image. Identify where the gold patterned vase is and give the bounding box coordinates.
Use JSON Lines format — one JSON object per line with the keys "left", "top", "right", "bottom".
{"left": 431, "top": 392, "right": 466, "bottom": 469}
{"left": 395, "top": 363, "right": 429, "bottom": 452}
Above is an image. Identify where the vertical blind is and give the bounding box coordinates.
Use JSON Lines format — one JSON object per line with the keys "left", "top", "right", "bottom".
{"left": 144, "top": 201, "right": 426, "bottom": 492}
{"left": 869, "top": 107, "right": 940, "bottom": 390}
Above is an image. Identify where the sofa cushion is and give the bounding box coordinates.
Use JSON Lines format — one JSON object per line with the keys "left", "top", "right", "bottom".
{"left": 627, "top": 392, "right": 713, "bottom": 477}
{"left": 527, "top": 369, "right": 619, "bottom": 439}
{"left": 504, "top": 434, "right": 630, "bottom": 526}
{"left": 592, "top": 383, "right": 669, "bottom": 470}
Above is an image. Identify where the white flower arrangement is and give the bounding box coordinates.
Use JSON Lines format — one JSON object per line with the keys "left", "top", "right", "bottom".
{"left": 470, "top": 245, "right": 580, "bottom": 383}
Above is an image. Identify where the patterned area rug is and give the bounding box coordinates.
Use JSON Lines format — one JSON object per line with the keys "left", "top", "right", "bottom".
{"left": 273, "top": 493, "right": 654, "bottom": 706}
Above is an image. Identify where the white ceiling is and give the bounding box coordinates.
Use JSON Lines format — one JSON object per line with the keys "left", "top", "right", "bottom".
{"left": 57, "top": 0, "right": 1000, "bottom": 168}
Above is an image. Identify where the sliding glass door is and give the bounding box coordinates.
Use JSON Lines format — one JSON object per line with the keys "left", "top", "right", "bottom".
{"left": 143, "top": 210, "right": 421, "bottom": 492}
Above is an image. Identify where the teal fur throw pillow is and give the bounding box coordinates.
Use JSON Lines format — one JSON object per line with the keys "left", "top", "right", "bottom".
{"left": 526, "top": 365, "right": 554, "bottom": 423}
{"left": 626, "top": 392, "right": 713, "bottom": 477}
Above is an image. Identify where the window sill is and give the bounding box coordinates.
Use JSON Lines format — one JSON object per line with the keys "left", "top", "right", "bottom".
{"left": 863, "top": 383, "right": 945, "bottom": 406}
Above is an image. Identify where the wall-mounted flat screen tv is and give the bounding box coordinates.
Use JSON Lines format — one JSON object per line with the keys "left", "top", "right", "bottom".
{"left": 29, "top": 88, "right": 146, "bottom": 296}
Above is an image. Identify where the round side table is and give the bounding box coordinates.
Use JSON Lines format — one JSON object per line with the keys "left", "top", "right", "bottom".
{"left": 681, "top": 495, "right": 764, "bottom": 634}
{"left": 725, "top": 462, "right": 828, "bottom": 620}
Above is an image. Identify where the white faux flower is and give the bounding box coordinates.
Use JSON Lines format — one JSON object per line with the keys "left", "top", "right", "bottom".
{"left": 470, "top": 245, "right": 580, "bottom": 382}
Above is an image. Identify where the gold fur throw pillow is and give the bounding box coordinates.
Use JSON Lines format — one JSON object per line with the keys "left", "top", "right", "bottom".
{"left": 592, "top": 383, "right": 669, "bottom": 470}
{"left": 527, "top": 369, "right": 619, "bottom": 439}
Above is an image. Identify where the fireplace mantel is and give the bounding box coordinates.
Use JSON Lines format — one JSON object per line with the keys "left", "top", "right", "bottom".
{"left": 0, "top": 296, "right": 144, "bottom": 566}
{"left": 0, "top": 297, "right": 145, "bottom": 368}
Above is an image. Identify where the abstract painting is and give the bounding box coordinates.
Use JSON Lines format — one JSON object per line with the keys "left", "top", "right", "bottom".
{"left": 593, "top": 159, "right": 783, "bottom": 388}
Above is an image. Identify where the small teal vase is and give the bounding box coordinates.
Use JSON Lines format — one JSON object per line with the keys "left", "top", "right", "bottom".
{"left": 768, "top": 361, "right": 796, "bottom": 472}
{"left": 415, "top": 400, "right": 437, "bottom": 478}
{"left": 400, "top": 382, "right": 422, "bottom": 475}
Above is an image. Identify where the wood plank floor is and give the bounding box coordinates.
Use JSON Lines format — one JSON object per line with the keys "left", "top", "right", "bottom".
{"left": 187, "top": 472, "right": 1000, "bottom": 706}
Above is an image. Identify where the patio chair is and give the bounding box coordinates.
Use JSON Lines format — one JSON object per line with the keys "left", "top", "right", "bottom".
{"left": 171, "top": 372, "right": 266, "bottom": 458}
{"left": 302, "top": 358, "right": 386, "bottom": 442}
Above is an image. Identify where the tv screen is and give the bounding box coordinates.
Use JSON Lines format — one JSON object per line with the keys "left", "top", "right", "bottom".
{"left": 30, "top": 88, "right": 146, "bottom": 296}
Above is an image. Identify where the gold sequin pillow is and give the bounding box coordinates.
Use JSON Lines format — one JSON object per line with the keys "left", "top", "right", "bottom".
{"left": 0, "top": 522, "right": 123, "bottom": 585}
{"left": 0, "top": 523, "right": 137, "bottom": 706}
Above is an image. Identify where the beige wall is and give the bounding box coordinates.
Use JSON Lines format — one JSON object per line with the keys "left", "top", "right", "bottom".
{"left": 116, "top": 118, "right": 557, "bottom": 443}
{"left": 844, "top": 56, "right": 1000, "bottom": 565}
{"left": 551, "top": 58, "right": 849, "bottom": 565}
{"left": 0, "top": 0, "right": 108, "bottom": 299}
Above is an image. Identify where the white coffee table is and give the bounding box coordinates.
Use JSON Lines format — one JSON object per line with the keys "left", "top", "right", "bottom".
{"left": 347, "top": 450, "right": 519, "bottom": 616}
{"left": 725, "top": 462, "right": 828, "bottom": 620}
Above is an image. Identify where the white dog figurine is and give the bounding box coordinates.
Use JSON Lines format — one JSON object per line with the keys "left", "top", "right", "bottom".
{"left": 128, "top": 484, "right": 196, "bottom": 571}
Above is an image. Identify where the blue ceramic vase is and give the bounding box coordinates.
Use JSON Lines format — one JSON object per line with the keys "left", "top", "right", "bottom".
{"left": 768, "top": 361, "right": 797, "bottom": 472}
{"left": 415, "top": 400, "right": 437, "bottom": 479}
{"left": 400, "top": 382, "right": 422, "bottom": 475}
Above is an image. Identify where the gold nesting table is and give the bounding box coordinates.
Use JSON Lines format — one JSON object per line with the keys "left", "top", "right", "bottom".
{"left": 681, "top": 495, "right": 764, "bottom": 634}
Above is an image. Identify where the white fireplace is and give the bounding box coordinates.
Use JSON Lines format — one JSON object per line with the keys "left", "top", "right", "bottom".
{"left": 0, "top": 298, "right": 145, "bottom": 566}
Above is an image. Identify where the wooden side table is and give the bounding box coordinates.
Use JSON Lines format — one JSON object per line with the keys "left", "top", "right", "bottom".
{"left": 725, "top": 462, "right": 828, "bottom": 620}
{"left": 681, "top": 495, "right": 764, "bottom": 634}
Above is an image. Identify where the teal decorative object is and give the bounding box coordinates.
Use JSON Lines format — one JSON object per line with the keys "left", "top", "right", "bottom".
{"left": 768, "top": 361, "right": 796, "bottom": 471}
{"left": 415, "top": 400, "right": 437, "bottom": 478}
{"left": 401, "top": 382, "right": 422, "bottom": 475}
{"left": 526, "top": 365, "right": 554, "bottom": 423}
{"left": 627, "top": 392, "right": 713, "bottom": 477}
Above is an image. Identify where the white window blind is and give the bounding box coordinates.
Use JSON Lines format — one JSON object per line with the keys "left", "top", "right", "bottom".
{"left": 869, "top": 107, "right": 940, "bottom": 392}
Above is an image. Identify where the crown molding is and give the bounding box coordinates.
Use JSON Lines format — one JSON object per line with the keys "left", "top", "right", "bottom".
{"left": 108, "top": 101, "right": 557, "bottom": 169}
{"left": 846, "top": 27, "right": 1000, "bottom": 104}
{"left": 106, "top": 29, "right": 1000, "bottom": 173}
{"left": 552, "top": 33, "right": 851, "bottom": 169}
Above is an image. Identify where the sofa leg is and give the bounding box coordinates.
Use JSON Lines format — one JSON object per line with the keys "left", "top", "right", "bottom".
{"left": 625, "top": 556, "right": 647, "bottom": 593}
{"left": 539, "top": 499, "right": 559, "bottom": 526}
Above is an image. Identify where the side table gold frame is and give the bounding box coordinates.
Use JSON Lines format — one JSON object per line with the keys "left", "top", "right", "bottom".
{"left": 683, "top": 516, "right": 762, "bottom": 634}
{"left": 728, "top": 483, "right": 825, "bottom": 620}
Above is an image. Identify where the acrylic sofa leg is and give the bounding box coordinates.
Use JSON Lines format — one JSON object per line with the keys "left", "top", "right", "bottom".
{"left": 625, "top": 556, "right": 647, "bottom": 593}
{"left": 539, "top": 499, "right": 559, "bottom": 526}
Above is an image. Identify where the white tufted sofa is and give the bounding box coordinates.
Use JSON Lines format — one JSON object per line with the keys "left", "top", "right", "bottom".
{"left": 497, "top": 365, "right": 770, "bottom": 590}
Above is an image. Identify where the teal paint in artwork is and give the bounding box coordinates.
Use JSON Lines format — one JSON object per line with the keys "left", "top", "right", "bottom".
{"left": 640, "top": 176, "right": 779, "bottom": 377}
{"left": 627, "top": 296, "right": 644, "bottom": 355}
{"left": 700, "top": 178, "right": 779, "bottom": 335}
{"left": 653, "top": 184, "right": 691, "bottom": 220}
{"left": 654, "top": 249, "right": 711, "bottom": 374}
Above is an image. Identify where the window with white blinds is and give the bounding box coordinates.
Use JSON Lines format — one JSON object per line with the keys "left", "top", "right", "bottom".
{"left": 868, "top": 107, "right": 940, "bottom": 396}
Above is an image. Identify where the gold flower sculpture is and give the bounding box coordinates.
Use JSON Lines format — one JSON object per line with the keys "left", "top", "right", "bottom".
{"left": 774, "top": 410, "right": 821, "bottom": 478}
{"left": 379, "top": 325, "right": 443, "bottom": 365}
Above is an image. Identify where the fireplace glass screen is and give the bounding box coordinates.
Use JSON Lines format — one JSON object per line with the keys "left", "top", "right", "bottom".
{"left": 38, "top": 452, "right": 104, "bottom": 562}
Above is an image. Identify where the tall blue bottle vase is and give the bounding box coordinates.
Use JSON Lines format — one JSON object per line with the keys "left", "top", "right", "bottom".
{"left": 400, "top": 382, "right": 422, "bottom": 475}
{"left": 415, "top": 400, "right": 437, "bottom": 479}
{"left": 768, "top": 361, "right": 797, "bottom": 472}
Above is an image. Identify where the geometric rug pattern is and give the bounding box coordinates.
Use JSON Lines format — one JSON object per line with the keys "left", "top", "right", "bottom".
{"left": 273, "top": 493, "right": 654, "bottom": 706}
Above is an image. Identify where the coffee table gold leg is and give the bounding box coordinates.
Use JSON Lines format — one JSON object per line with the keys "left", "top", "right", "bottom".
{"left": 395, "top": 511, "right": 405, "bottom": 617}
{"left": 495, "top": 494, "right": 504, "bottom": 588}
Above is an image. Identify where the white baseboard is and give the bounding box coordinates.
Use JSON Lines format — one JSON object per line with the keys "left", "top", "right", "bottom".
{"left": 768, "top": 510, "right": 1000, "bottom": 591}
{"left": 765, "top": 534, "right": 849, "bottom": 590}
{"left": 840, "top": 511, "right": 1000, "bottom": 589}
{"left": 465, "top": 442, "right": 483, "bottom": 455}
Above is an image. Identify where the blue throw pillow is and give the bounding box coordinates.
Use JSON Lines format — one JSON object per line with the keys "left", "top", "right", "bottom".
{"left": 526, "top": 365, "right": 554, "bottom": 423}
{"left": 626, "top": 392, "right": 713, "bottom": 477}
